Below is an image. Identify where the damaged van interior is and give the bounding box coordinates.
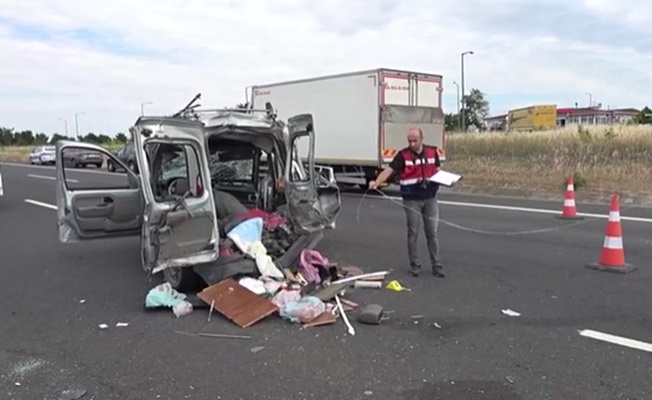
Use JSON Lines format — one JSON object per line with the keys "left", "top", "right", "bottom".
{"left": 54, "top": 95, "right": 341, "bottom": 291}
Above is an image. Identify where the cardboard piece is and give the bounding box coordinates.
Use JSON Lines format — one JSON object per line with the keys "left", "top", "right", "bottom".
{"left": 197, "top": 278, "right": 278, "bottom": 329}
{"left": 302, "top": 311, "right": 338, "bottom": 329}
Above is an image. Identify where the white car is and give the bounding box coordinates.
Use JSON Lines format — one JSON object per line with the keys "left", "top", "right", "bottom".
{"left": 29, "top": 145, "right": 57, "bottom": 165}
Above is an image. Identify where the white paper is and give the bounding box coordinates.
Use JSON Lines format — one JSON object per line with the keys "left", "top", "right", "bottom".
{"left": 429, "top": 170, "right": 463, "bottom": 187}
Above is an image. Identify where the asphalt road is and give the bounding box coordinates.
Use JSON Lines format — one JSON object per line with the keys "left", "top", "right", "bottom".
{"left": 1, "top": 162, "right": 651, "bottom": 400}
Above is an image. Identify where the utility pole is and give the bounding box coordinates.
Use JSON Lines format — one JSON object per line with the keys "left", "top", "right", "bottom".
{"left": 75, "top": 112, "right": 85, "bottom": 141}
{"left": 452, "top": 81, "right": 460, "bottom": 130}
{"left": 460, "top": 50, "right": 474, "bottom": 132}
{"left": 141, "top": 101, "right": 152, "bottom": 116}
{"left": 58, "top": 118, "right": 69, "bottom": 137}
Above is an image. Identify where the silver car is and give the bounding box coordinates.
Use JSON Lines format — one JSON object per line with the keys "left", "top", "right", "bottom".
{"left": 29, "top": 145, "right": 57, "bottom": 165}
{"left": 54, "top": 104, "right": 342, "bottom": 290}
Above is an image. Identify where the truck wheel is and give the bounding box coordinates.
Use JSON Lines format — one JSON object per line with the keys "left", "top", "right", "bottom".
{"left": 163, "top": 267, "right": 204, "bottom": 292}
{"left": 107, "top": 160, "right": 115, "bottom": 172}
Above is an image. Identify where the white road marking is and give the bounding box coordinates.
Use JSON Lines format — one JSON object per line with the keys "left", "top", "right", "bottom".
{"left": 28, "top": 174, "right": 78, "bottom": 183}
{"left": 347, "top": 193, "right": 652, "bottom": 223}
{"left": 579, "top": 329, "right": 652, "bottom": 353}
{"left": 24, "top": 199, "right": 57, "bottom": 210}
{"left": 1, "top": 162, "right": 122, "bottom": 177}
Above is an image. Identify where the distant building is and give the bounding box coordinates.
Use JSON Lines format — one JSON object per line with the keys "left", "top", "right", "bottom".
{"left": 556, "top": 106, "right": 639, "bottom": 127}
{"left": 484, "top": 105, "right": 640, "bottom": 131}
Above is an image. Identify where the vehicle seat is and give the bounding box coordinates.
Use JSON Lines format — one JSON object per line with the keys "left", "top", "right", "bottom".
{"left": 257, "top": 176, "right": 274, "bottom": 211}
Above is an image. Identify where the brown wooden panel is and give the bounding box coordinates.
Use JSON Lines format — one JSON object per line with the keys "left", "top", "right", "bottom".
{"left": 198, "top": 278, "right": 279, "bottom": 329}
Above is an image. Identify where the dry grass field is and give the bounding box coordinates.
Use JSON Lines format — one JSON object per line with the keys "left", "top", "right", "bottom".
{"left": 443, "top": 124, "right": 652, "bottom": 200}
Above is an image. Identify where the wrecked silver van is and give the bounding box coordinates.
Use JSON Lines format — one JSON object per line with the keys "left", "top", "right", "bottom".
{"left": 55, "top": 101, "right": 342, "bottom": 290}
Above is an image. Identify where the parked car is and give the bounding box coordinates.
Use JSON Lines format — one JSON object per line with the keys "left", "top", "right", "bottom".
{"left": 107, "top": 142, "right": 138, "bottom": 173}
{"left": 60, "top": 148, "right": 104, "bottom": 168}
{"left": 29, "top": 146, "right": 57, "bottom": 165}
{"left": 54, "top": 104, "right": 341, "bottom": 290}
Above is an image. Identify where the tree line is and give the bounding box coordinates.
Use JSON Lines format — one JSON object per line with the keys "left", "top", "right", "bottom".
{"left": 0, "top": 127, "right": 128, "bottom": 146}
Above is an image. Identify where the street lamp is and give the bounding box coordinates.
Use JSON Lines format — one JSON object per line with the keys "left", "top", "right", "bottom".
{"left": 460, "top": 50, "right": 474, "bottom": 132}
{"left": 585, "top": 92, "right": 592, "bottom": 107}
{"left": 141, "top": 101, "right": 153, "bottom": 116}
{"left": 75, "top": 112, "right": 85, "bottom": 141}
{"left": 452, "top": 81, "right": 460, "bottom": 130}
{"left": 58, "top": 118, "right": 69, "bottom": 137}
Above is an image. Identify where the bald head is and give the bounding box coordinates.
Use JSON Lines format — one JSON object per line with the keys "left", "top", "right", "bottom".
{"left": 407, "top": 127, "right": 424, "bottom": 153}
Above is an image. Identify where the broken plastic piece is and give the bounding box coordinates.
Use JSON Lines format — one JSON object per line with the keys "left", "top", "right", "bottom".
{"left": 115, "top": 322, "right": 129, "bottom": 327}
{"left": 357, "top": 304, "right": 385, "bottom": 325}
{"left": 57, "top": 388, "right": 87, "bottom": 400}
{"left": 386, "top": 280, "right": 411, "bottom": 292}
{"left": 98, "top": 324, "right": 109, "bottom": 330}
{"left": 501, "top": 309, "right": 521, "bottom": 317}
{"left": 335, "top": 294, "right": 355, "bottom": 335}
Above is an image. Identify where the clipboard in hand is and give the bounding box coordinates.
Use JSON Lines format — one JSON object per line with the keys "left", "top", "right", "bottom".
{"left": 428, "top": 170, "right": 463, "bottom": 187}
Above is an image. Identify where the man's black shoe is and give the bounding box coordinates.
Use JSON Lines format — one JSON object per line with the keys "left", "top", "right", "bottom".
{"left": 409, "top": 265, "right": 421, "bottom": 277}
{"left": 432, "top": 265, "right": 445, "bottom": 278}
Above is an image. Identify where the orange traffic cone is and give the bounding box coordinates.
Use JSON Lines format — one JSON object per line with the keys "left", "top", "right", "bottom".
{"left": 557, "top": 176, "right": 583, "bottom": 219}
{"left": 585, "top": 194, "right": 637, "bottom": 274}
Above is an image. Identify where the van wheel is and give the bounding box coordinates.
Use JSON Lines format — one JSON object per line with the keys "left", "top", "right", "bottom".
{"left": 163, "top": 267, "right": 204, "bottom": 292}
{"left": 107, "top": 160, "right": 115, "bottom": 172}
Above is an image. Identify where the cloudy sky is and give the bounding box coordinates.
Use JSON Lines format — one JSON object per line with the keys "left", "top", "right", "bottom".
{"left": 1, "top": 0, "right": 650, "bottom": 136}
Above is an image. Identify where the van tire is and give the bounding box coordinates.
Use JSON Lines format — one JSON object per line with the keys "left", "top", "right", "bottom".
{"left": 163, "top": 267, "right": 204, "bottom": 292}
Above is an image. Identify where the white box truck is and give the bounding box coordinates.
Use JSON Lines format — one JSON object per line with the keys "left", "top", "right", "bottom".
{"left": 249, "top": 68, "right": 446, "bottom": 188}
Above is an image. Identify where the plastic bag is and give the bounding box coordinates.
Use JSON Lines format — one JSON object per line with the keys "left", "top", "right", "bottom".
{"left": 272, "top": 289, "right": 302, "bottom": 309}
{"left": 280, "top": 296, "right": 326, "bottom": 324}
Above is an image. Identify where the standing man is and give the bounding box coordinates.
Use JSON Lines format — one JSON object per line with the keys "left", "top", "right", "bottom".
{"left": 369, "top": 127, "right": 445, "bottom": 277}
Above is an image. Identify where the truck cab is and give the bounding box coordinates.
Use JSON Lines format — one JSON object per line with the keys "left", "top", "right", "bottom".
{"left": 55, "top": 105, "right": 341, "bottom": 290}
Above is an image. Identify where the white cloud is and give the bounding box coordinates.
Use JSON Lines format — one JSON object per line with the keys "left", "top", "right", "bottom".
{"left": 0, "top": 0, "right": 650, "bottom": 136}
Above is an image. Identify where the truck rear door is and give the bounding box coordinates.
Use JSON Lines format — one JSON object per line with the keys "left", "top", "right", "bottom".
{"left": 380, "top": 71, "right": 446, "bottom": 162}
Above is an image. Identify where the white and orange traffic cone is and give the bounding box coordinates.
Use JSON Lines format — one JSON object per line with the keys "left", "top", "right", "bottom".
{"left": 557, "top": 175, "right": 583, "bottom": 219}
{"left": 585, "top": 194, "right": 637, "bottom": 274}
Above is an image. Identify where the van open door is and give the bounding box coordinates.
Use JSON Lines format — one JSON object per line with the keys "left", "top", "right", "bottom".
{"left": 55, "top": 141, "right": 143, "bottom": 243}
{"left": 131, "top": 117, "right": 219, "bottom": 288}
{"left": 284, "top": 114, "right": 341, "bottom": 232}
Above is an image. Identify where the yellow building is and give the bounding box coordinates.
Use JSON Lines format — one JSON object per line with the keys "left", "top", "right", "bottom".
{"left": 506, "top": 104, "right": 557, "bottom": 131}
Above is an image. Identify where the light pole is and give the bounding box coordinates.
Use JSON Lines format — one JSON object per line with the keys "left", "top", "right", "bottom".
{"left": 585, "top": 92, "right": 592, "bottom": 107}
{"left": 74, "top": 112, "right": 85, "bottom": 141}
{"left": 141, "top": 101, "right": 152, "bottom": 116}
{"left": 58, "top": 118, "right": 69, "bottom": 137}
{"left": 460, "top": 50, "right": 474, "bottom": 132}
{"left": 452, "top": 81, "right": 460, "bottom": 130}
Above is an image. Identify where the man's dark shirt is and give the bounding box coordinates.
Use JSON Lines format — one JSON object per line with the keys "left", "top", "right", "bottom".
{"left": 389, "top": 145, "right": 441, "bottom": 200}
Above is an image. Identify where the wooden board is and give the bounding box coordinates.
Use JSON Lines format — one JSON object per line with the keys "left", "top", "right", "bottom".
{"left": 302, "top": 311, "right": 338, "bottom": 329}
{"left": 198, "top": 278, "right": 278, "bottom": 329}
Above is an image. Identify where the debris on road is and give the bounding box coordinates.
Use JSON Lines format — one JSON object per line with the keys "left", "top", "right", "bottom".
{"left": 174, "top": 331, "right": 251, "bottom": 340}
{"left": 56, "top": 388, "right": 87, "bottom": 400}
{"left": 115, "top": 322, "right": 129, "bottom": 327}
{"left": 250, "top": 346, "right": 265, "bottom": 353}
{"left": 145, "top": 282, "right": 194, "bottom": 318}
{"left": 385, "top": 280, "right": 411, "bottom": 292}
{"left": 501, "top": 309, "right": 521, "bottom": 317}
{"left": 357, "top": 304, "right": 385, "bottom": 325}
{"left": 141, "top": 207, "right": 398, "bottom": 332}
{"left": 98, "top": 324, "right": 109, "bottom": 330}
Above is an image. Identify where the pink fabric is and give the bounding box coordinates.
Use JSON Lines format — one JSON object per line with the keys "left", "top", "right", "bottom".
{"left": 299, "top": 249, "right": 330, "bottom": 284}
{"left": 235, "top": 208, "right": 288, "bottom": 230}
